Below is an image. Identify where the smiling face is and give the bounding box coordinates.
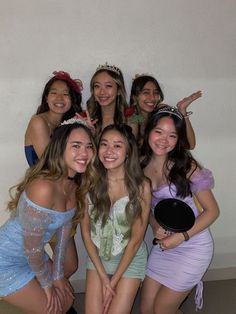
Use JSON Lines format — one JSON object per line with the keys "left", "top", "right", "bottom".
{"left": 93, "top": 71, "right": 118, "bottom": 107}
{"left": 148, "top": 117, "right": 178, "bottom": 157}
{"left": 64, "top": 128, "right": 94, "bottom": 177}
{"left": 46, "top": 80, "right": 72, "bottom": 115}
{"left": 98, "top": 129, "right": 128, "bottom": 171}
{"left": 136, "top": 81, "right": 161, "bottom": 115}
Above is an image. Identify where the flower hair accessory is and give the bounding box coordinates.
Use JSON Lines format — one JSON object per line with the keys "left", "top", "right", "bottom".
{"left": 60, "top": 118, "right": 88, "bottom": 127}
{"left": 53, "top": 71, "right": 83, "bottom": 93}
{"left": 96, "top": 62, "right": 121, "bottom": 75}
{"left": 155, "top": 105, "right": 183, "bottom": 120}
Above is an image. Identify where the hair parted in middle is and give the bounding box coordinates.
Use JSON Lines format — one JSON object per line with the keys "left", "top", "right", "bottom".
{"left": 90, "top": 123, "right": 146, "bottom": 227}
{"left": 140, "top": 106, "right": 199, "bottom": 198}
{"left": 8, "top": 122, "right": 97, "bottom": 221}
{"left": 86, "top": 64, "right": 128, "bottom": 133}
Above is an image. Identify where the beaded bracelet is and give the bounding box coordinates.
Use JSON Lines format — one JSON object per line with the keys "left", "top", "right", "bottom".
{"left": 183, "top": 111, "right": 193, "bottom": 119}
{"left": 182, "top": 231, "right": 190, "bottom": 241}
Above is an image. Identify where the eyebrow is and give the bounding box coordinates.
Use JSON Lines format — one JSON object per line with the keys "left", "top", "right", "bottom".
{"left": 100, "top": 139, "right": 125, "bottom": 144}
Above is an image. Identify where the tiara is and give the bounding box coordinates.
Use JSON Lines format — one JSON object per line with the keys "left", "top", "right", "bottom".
{"left": 52, "top": 71, "right": 83, "bottom": 92}
{"left": 133, "top": 73, "right": 154, "bottom": 81}
{"left": 155, "top": 105, "right": 183, "bottom": 120}
{"left": 96, "top": 62, "right": 121, "bottom": 75}
{"left": 60, "top": 118, "right": 88, "bottom": 127}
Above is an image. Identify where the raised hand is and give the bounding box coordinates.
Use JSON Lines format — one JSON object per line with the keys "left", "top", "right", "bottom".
{"left": 177, "top": 90, "right": 202, "bottom": 115}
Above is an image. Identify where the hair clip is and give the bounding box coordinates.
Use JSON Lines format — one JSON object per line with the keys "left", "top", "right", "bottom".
{"left": 96, "top": 62, "right": 121, "bottom": 75}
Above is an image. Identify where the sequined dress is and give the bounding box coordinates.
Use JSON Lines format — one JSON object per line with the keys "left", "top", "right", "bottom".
{"left": 0, "top": 191, "right": 75, "bottom": 297}
{"left": 87, "top": 196, "right": 147, "bottom": 279}
{"left": 147, "top": 168, "right": 215, "bottom": 310}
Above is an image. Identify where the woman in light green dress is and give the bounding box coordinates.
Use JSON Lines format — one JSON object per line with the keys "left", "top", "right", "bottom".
{"left": 80, "top": 124, "right": 151, "bottom": 314}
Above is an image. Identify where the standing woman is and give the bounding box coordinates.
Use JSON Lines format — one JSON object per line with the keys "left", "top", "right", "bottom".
{"left": 86, "top": 63, "right": 131, "bottom": 137}
{"left": 25, "top": 70, "right": 83, "bottom": 166}
{"left": 128, "top": 74, "right": 201, "bottom": 150}
{"left": 80, "top": 124, "right": 151, "bottom": 314}
{"left": 139, "top": 105, "right": 219, "bottom": 314}
{"left": 0, "top": 120, "right": 96, "bottom": 314}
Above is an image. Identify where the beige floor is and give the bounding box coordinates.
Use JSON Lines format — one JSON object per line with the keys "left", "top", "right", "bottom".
{"left": 1, "top": 279, "right": 236, "bottom": 313}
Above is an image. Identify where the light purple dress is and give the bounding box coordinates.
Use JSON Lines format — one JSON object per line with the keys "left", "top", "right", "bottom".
{"left": 146, "top": 168, "right": 214, "bottom": 310}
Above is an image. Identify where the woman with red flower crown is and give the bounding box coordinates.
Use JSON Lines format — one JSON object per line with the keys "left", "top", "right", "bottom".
{"left": 24, "top": 71, "right": 84, "bottom": 314}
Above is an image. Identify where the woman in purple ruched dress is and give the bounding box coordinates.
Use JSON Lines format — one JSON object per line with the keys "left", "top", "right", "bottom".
{"left": 140, "top": 105, "right": 220, "bottom": 314}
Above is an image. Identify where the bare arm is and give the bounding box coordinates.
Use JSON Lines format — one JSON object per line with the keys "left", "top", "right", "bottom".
{"left": 25, "top": 115, "right": 51, "bottom": 157}
{"left": 176, "top": 91, "right": 202, "bottom": 149}
{"left": 110, "top": 180, "right": 151, "bottom": 288}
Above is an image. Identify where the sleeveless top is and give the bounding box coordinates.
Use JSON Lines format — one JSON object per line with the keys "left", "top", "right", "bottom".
{"left": 24, "top": 145, "right": 39, "bottom": 166}
{"left": 88, "top": 196, "right": 131, "bottom": 261}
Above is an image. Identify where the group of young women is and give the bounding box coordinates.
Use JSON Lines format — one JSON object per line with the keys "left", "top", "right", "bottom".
{"left": 0, "top": 64, "right": 219, "bottom": 314}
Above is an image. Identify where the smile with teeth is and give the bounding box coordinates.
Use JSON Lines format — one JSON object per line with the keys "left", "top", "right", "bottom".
{"left": 103, "top": 156, "right": 116, "bottom": 162}
{"left": 76, "top": 160, "right": 87, "bottom": 165}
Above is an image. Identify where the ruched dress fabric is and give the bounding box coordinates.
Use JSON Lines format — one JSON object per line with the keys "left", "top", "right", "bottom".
{"left": 0, "top": 191, "right": 75, "bottom": 297}
{"left": 146, "top": 168, "right": 215, "bottom": 310}
{"left": 87, "top": 196, "right": 148, "bottom": 280}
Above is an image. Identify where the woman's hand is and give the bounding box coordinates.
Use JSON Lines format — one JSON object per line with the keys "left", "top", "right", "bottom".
{"left": 100, "top": 274, "right": 116, "bottom": 314}
{"left": 75, "top": 111, "right": 98, "bottom": 134}
{"left": 177, "top": 90, "right": 202, "bottom": 115}
{"left": 53, "top": 277, "right": 74, "bottom": 308}
{"left": 44, "top": 286, "right": 62, "bottom": 314}
{"left": 158, "top": 232, "right": 185, "bottom": 250}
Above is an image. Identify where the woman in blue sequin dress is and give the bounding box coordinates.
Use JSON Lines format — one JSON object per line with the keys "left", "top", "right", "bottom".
{"left": 0, "top": 120, "right": 96, "bottom": 314}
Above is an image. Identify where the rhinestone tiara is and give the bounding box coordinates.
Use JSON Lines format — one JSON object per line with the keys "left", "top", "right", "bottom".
{"left": 133, "top": 73, "right": 154, "bottom": 81}
{"left": 96, "top": 62, "right": 121, "bottom": 75}
{"left": 60, "top": 118, "right": 88, "bottom": 127}
{"left": 155, "top": 105, "right": 183, "bottom": 120}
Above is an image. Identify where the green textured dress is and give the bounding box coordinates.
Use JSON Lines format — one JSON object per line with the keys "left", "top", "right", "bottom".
{"left": 87, "top": 196, "right": 147, "bottom": 280}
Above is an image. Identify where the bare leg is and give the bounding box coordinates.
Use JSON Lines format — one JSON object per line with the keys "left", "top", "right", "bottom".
{"left": 108, "top": 277, "right": 141, "bottom": 314}
{"left": 3, "top": 278, "right": 73, "bottom": 314}
{"left": 85, "top": 269, "right": 103, "bottom": 314}
{"left": 153, "top": 285, "right": 190, "bottom": 314}
{"left": 140, "top": 276, "right": 162, "bottom": 314}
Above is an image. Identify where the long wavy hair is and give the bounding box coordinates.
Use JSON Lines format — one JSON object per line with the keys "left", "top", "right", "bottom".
{"left": 36, "top": 76, "right": 82, "bottom": 120}
{"left": 141, "top": 107, "right": 198, "bottom": 198}
{"left": 90, "top": 124, "right": 145, "bottom": 227}
{"left": 8, "top": 123, "right": 97, "bottom": 220}
{"left": 87, "top": 68, "right": 128, "bottom": 134}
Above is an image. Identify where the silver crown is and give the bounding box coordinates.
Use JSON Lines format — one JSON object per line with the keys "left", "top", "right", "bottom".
{"left": 133, "top": 73, "right": 154, "bottom": 81}
{"left": 96, "top": 62, "right": 121, "bottom": 75}
{"left": 60, "top": 118, "right": 88, "bottom": 127}
{"left": 156, "top": 105, "right": 183, "bottom": 120}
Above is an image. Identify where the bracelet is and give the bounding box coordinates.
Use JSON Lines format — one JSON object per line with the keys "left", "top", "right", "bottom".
{"left": 183, "top": 111, "right": 193, "bottom": 119}
{"left": 182, "top": 231, "right": 190, "bottom": 241}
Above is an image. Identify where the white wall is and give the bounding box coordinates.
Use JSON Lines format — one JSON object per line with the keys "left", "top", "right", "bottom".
{"left": 1, "top": 0, "right": 236, "bottom": 289}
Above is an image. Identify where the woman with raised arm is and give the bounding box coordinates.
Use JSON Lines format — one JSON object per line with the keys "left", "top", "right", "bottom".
{"left": 140, "top": 105, "right": 219, "bottom": 314}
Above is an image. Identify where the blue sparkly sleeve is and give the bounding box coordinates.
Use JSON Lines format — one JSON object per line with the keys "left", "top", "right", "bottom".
{"left": 19, "top": 198, "right": 52, "bottom": 288}
{"left": 52, "top": 219, "right": 72, "bottom": 280}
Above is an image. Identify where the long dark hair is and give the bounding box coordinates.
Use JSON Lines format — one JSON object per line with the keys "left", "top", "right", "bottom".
{"left": 87, "top": 68, "right": 128, "bottom": 134}
{"left": 36, "top": 76, "right": 82, "bottom": 120}
{"left": 91, "top": 124, "right": 145, "bottom": 227}
{"left": 129, "top": 75, "right": 164, "bottom": 107}
{"left": 141, "top": 107, "right": 198, "bottom": 197}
